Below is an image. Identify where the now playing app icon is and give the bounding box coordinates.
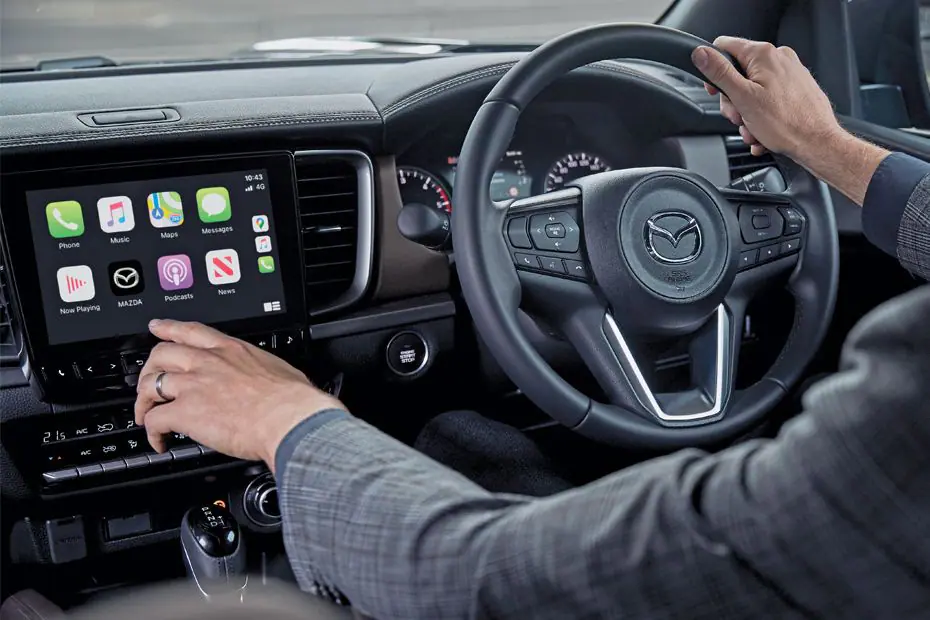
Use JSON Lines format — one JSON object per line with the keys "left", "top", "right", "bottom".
{"left": 206, "top": 249, "right": 241, "bottom": 285}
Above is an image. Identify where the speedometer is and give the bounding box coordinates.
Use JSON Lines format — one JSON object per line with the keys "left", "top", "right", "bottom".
{"left": 397, "top": 166, "right": 452, "bottom": 213}
{"left": 544, "top": 153, "right": 612, "bottom": 192}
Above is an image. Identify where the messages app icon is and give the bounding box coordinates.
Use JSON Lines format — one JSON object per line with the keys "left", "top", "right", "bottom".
{"left": 147, "top": 192, "right": 184, "bottom": 228}
{"left": 46, "top": 201, "right": 85, "bottom": 238}
{"left": 196, "top": 187, "right": 231, "bottom": 223}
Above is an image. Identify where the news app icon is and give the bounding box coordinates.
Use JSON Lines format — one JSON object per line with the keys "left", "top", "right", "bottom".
{"left": 56, "top": 265, "right": 95, "bottom": 303}
{"left": 157, "top": 254, "right": 194, "bottom": 291}
{"left": 97, "top": 196, "right": 135, "bottom": 233}
{"left": 205, "top": 249, "right": 241, "bottom": 285}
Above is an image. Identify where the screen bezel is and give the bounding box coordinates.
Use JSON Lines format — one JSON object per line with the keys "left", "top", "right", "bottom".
{"left": 0, "top": 151, "right": 306, "bottom": 368}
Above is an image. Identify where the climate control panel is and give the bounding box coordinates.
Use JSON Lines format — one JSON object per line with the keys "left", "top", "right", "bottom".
{"left": 8, "top": 403, "right": 230, "bottom": 492}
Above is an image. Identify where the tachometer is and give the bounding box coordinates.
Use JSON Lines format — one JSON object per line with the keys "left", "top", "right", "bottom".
{"left": 397, "top": 166, "right": 452, "bottom": 213}
{"left": 544, "top": 153, "right": 612, "bottom": 192}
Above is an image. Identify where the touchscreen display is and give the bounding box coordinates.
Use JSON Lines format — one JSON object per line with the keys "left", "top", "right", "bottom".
{"left": 25, "top": 169, "right": 288, "bottom": 345}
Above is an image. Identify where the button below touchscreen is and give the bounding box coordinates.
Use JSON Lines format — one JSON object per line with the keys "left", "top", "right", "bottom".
{"left": 26, "top": 169, "right": 288, "bottom": 345}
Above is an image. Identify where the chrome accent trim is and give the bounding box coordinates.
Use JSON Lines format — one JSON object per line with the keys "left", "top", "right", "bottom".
{"left": 508, "top": 187, "right": 581, "bottom": 212}
{"left": 385, "top": 331, "right": 430, "bottom": 377}
{"left": 644, "top": 212, "right": 703, "bottom": 265}
{"left": 602, "top": 305, "right": 730, "bottom": 422}
{"left": 295, "top": 149, "right": 375, "bottom": 317}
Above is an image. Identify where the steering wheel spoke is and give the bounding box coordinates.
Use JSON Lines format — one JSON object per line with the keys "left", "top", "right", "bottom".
{"left": 602, "top": 305, "right": 737, "bottom": 424}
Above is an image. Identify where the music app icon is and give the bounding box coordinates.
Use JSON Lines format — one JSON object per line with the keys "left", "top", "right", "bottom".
{"left": 96, "top": 196, "right": 135, "bottom": 233}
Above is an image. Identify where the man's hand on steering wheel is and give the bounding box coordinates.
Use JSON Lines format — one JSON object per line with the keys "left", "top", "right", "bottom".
{"left": 692, "top": 36, "right": 842, "bottom": 159}
{"left": 134, "top": 319, "right": 343, "bottom": 469}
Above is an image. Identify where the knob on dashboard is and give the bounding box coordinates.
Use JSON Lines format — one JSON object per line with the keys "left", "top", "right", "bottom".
{"left": 397, "top": 203, "right": 451, "bottom": 250}
{"left": 243, "top": 473, "right": 281, "bottom": 527}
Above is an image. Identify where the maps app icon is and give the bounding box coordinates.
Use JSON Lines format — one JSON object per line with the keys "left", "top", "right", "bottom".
{"left": 147, "top": 192, "right": 184, "bottom": 228}
{"left": 252, "top": 215, "right": 269, "bottom": 233}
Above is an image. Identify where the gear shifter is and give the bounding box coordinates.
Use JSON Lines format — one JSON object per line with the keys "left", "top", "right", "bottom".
{"left": 180, "top": 503, "right": 248, "bottom": 599}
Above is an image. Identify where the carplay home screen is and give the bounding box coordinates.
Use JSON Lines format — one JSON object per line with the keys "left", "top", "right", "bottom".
{"left": 25, "top": 169, "right": 287, "bottom": 345}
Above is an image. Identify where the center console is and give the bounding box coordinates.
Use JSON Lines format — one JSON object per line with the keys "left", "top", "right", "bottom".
{"left": 0, "top": 152, "right": 309, "bottom": 493}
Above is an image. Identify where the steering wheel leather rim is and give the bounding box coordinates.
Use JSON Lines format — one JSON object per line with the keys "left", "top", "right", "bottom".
{"left": 453, "top": 24, "right": 839, "bottom": 449}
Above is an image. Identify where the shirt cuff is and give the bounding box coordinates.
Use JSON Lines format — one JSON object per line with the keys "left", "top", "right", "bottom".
{"left": 274, "top": 408, "right": 350, "bottom": 478}
{"left": 862, "top": 152, "right": 930, "bottom": 257}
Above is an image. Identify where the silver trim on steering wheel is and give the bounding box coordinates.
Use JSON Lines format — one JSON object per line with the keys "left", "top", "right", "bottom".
{"left": 602, "top": 305, "right": 731, "bottom": 422}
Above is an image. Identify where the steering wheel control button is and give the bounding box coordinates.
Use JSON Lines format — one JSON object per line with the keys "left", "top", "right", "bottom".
{"left": 529, "top": 212, "right": 580, "bottom": 252}
{"left": 540, "top": 257, "right": 567, "bottom": 274}
{"left": 779, "top": 207, "right": 805, "bottom": 235}
{"left": 386, "top": 331, "right": 429, "bottom": 377}
{"left": 759, "top": 244, "right": 780, "bottom": 262}
{"left": 739, "top": 249, "right": 759, "bottom": 270}
{"left": 738, "top": 206, "right": 784, "bottom": 243}
{"left": 514, "top": 253, "right": 540, "bottom": 269}
{"left": 506, "top": 217, "right": 532, "bottom": 249}
{"left": 780, "top": 238, "right": 802, "bottom": 254}
{"left": 564, "top": 260, "right": 588, "bottom": 279}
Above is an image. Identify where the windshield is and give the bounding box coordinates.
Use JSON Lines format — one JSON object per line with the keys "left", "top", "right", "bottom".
{"left": 0, "top": 0, "right": 675, "bottom": 70}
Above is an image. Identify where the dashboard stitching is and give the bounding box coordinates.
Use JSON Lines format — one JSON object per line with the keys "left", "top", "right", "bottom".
{"left": 0, "top": 113, "right": 382, "bottom": 148}
{"left": 382, "top": 63, "right": 517, "bottom": 117}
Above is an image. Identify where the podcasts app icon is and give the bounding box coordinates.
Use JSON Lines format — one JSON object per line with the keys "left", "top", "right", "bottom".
{"left": 157, "top": 254, "right": 194, "bottom": 291}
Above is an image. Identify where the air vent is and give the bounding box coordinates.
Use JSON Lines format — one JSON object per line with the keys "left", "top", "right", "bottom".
{"left": 0, "top": 257, "right": 22, "bottom": 365}
{"left": 725, "top": 135, "right": 778, "bottom": 180}
{"left": 294, "top": 150, "right": 374, "bottom": 315}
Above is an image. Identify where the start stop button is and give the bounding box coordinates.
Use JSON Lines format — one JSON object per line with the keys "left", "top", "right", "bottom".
{"left": 386, "top": 331, "right": 429, "bottom": 377}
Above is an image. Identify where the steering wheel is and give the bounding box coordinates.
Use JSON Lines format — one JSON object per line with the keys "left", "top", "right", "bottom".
{"left": 453, "top": 24, "right": 839, "bottom": 449}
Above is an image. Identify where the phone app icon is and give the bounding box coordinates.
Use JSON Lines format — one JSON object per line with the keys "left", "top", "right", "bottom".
{"left": 157, "top": 254, "right": 194, "bottom": 291}
{"left": 252, "top": 215, "right": 269, "bottom": 233}
{"left": 107, "top": 260, "right": 145, "bottom": 296}
{"left": 46, "top": 201, "right": 85, "bottom": 238}
{"left": 257, "top": 256, "right": 276, "bottom": 274}
{"left": 206, "top": 249, "right": 241, "bottom": 285}
{"left": 196, "top": 187, "right": 231, "bottom": 223}
{"left": 97, "top": 196, "right": 135, "bottom": 233}
{"left": 56, "top": 265, "right": 95, "bottom": 303}
{"left": 147, "top": 192, "right": 184, "bottom": 228}
{"left": 255, "top": 235, "right": 272, "bottom": 253}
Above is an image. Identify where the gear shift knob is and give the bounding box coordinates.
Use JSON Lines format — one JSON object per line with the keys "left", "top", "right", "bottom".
{"left": 181, "top": 503, "right": 248, "bottom": 598}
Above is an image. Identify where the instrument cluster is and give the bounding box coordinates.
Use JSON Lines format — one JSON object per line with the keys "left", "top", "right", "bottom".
{"left": 396, "top": 109, "right": 633, "bottom": 214}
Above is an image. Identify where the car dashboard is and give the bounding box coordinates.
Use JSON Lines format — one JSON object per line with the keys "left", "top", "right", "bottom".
{"left": 0, "top": 50, "right": 774, "bottom": 592}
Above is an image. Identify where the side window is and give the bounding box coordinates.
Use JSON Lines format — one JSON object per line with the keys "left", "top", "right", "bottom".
{"left": 849, "top": 0, "right": 930, "bottom": 129}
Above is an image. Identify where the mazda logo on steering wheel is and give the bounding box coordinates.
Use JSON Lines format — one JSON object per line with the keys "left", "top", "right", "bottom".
{"left": 644, "top": 212, "right": 703, "bottom": 265}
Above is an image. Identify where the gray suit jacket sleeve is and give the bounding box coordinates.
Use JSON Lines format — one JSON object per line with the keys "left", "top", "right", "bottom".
{"left": 278, "top": 286, "right": 930, "bottom": 619}
{"left": 278, "top": 160, "right": 930, "bottom": 619}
